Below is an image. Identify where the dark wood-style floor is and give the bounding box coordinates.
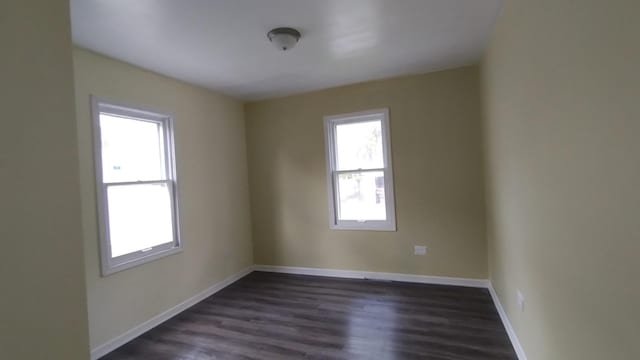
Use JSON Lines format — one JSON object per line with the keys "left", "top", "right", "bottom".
{"left": 102, "top": 271, "right": 517, "bottom": 360}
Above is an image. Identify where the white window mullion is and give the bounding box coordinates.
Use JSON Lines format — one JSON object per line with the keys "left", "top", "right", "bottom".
{"left": 103, "top": 179, "right": 170, "bottom": 187}
{"left": 334, "top": 168, "right": 385, "bottom": 175}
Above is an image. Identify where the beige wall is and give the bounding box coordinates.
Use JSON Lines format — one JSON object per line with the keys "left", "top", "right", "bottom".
{"left": 246, "top": 67, "right": 488, "bottom": 279}
{"left": 73, "top": 48, "right": 253, "bottom": 350}
{"left": 0, "top": 1, "right": 90, "bottom": 359}
{"left": 482, "top": 0, "right": 640, "bottom": 359}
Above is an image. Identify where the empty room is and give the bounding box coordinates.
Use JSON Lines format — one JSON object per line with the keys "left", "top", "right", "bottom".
{"left": 2, "top": 0, "right": 638, "bottom": 359}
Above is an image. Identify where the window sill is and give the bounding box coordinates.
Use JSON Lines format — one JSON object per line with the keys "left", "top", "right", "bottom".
{"left": 101, "top": 246, "right": 183, "bottom": 277}
{"left": 329, "top": 223, "right": 397, "bottom": 232}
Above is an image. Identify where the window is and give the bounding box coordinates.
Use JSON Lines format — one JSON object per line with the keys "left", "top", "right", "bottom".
{"left": 324, "top": 109, "right": 396, "bottom": 231}
{"left": 92, "top": 97, "right": 181, "bottom": 275}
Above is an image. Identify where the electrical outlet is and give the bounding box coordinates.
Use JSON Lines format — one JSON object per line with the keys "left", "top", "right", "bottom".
{"left": 517, "top": 290, "right": 525, "bottom": 312}
{"left": 414, "top": 245, "right": 427, "bottom": 256}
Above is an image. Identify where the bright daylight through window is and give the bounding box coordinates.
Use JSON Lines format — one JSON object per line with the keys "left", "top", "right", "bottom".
{"left": 92, "top": 98, "right": 181, "bottom": 275}
{"left": 324, "top": 109, "right": 396, "bottom": 231}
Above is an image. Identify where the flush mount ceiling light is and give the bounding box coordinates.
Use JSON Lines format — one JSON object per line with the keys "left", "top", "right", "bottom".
{"left": 267, "top": 27, "right": 301, "bottom": 51}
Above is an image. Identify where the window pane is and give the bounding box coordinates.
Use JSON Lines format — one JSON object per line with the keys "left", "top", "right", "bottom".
{"left": 107, "top": 183, "right": 174, "bottom": 258}
{"left": 337, "top": 171, "right": 386, "bottom": 221}
{"left": 100, "top": 114, "right": 165, "bottom": 182}
{"left": 335, "top": 120, "right": 384, "bottom": 170}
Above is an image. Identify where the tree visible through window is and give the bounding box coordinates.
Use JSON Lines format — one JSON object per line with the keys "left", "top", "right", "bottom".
{"left": 324, "top": 109, "right": 396, "bottom": 231}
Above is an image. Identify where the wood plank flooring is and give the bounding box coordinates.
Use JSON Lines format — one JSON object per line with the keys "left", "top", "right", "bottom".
{"left": 101, "top": 271, "right": 517, "bottom": 360}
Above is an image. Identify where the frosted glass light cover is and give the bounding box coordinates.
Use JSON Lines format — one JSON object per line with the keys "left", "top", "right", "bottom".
{"left": 271, "top": 34, "right": 298, "bottom": 50}
{"left": 268, "top": 28, "right": 301, "bottom": 51}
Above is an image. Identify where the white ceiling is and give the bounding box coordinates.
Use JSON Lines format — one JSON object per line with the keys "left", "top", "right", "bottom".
{"left": 71, "top": 0, "right": 502, "bottom": 101}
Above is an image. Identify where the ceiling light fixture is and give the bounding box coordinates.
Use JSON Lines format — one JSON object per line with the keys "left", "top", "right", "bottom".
{"left": 267, "top": 27, "right": 301, "bottom": 51}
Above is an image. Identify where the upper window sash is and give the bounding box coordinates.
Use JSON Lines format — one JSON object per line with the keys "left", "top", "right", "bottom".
{"left": 97, "top": 105, "right": 173, "bottom": 184}
{"left": 327, "top": 112, "right": 389, "bottom": 172}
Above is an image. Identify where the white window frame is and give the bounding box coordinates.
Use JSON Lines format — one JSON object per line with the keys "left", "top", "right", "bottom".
{"left": 91, "top": 96, "right": 182, "bottom": 276}
{"left": 324, "top": 108, "right": 397, "bottom": 231}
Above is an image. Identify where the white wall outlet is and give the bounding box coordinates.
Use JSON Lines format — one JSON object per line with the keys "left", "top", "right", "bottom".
{"left": 517, "top": 290, "right": 525, "bottom": 312}
{"left": 414, "top": 245, "right": 427, "bottom": 256}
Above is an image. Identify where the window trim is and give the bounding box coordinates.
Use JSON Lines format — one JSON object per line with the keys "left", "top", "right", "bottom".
{"left": 91, "top": 96, "right": 182, "bottom": 276}
{"left": 323, "top": 108, "right": 397, "bottom": 231}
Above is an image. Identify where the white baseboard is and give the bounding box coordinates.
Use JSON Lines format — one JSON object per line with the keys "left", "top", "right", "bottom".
{"left": 253, "top": 264, "right": 490, "bottom": 288}
{"left": 90, "top": 264, "right": 526, "bottom": 360}
{"left": 256, "top": 265, "right": 526, "bottom": 359}
{"left": 90, "top": 266, "right": 254, "bottom": 360}
{"left": 488, "top": 284, "right": 528, "bottom": 360}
